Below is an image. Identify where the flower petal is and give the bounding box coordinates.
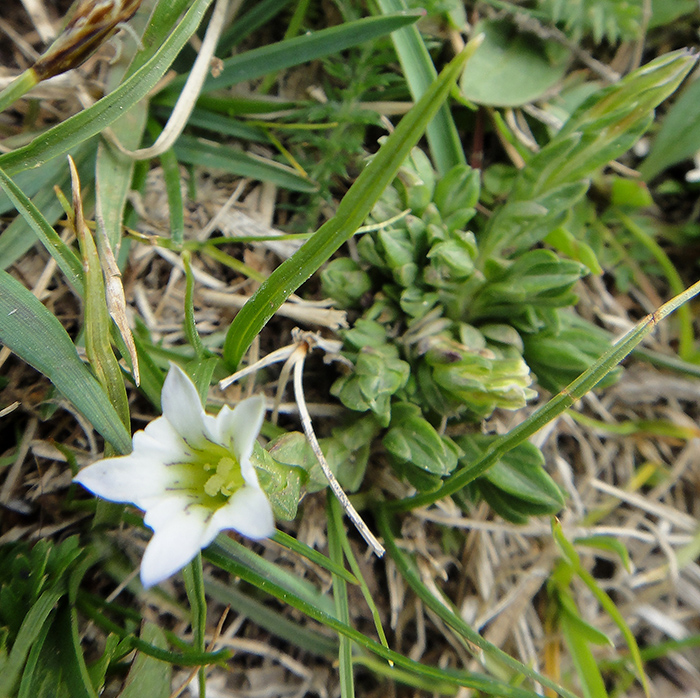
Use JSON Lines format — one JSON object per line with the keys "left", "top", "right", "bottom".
{"left": 140, "top": 504, "right": 215, "bottom": 588}
{"left": 138, "top": 416, "right": 189, "bottom": 462}
{"left": 161, "top": 363, "right": 217, "bottom": 448}
{"left": 74, "top": 456, "right": 172, "bottom": 509}
{"left": 210, "top": 486, "right": 275, "bottom": 540}
{"left": 215, "top": 395, "right": 265, "bottom": 465}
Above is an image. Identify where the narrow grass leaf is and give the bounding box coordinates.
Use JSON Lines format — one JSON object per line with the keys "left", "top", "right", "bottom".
{"left": 327, "top": 493, "right": 355, "bottom": 698}
{"left": 205, "top": 540, "right": 549, "bottom": 697}
{"left": 271, "top": 530, "right": 358, "bottom": 585}
{"left": 164, "top": 12, "right": 423, "bottom": 95}
{"left": 376, "top": 0, "right": 465, "bottom": 175}
{"left": 0, "top": 165, "right": 83, "bottom": 294}
{"left": 173, "top": 134, "right": 317, "bottom": 192}
{"left": 560, "top": 611, "right": 609, "bottom": 698}
{"left": 0, "top": 0, "right": 215, "bottom": 177}
{"left": 0, "top": 270, "right": 132, "bottom": 454}
{"left": 0, "top": 589, "right": 62, "bottom": 697}
{"left": 203, "top": 577, "right": 338, "bottom": 656}
{"left": 329, "top": 495, "right": 390, "bottom": 651}
{"left": 223, "top": 39, "right": 481, "bottom": 368}
{"left": 553, "top": 520, "right": 650, "bottom": 696}
{"left": 376, "top": 507, "right": 581, "bottom": 698}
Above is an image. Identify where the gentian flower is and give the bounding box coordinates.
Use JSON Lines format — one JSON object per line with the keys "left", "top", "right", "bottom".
{"left": 74, "top": 363, "right": 275, "bottom": 588}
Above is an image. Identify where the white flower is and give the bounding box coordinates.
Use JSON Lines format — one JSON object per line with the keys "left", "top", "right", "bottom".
{"left": 74, "top": 363, "right": 275, "bottom": 588}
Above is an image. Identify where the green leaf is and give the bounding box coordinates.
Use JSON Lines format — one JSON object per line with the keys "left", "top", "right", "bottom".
{"left": 375, "top": 508, "right": 581, "bottom": 698}
{"left": 222, "top": 40, "right": 481, "bottom": 369}
{"left": 553, "top": 520, "right": 650, "bottom": 696}
{"left": 165, "top": 12, "right": 422, "bottom": 95}
{"left": 560, "top": 609, "right": 610, "bottom": 698}
{"left": 21, "top": 604, "right": 99, "bottom": 698}
{"left": 252, "top": 443, "right": 303, "bottom": 521}
{"left": 557, "top": 589, "right": 612, "bottom": 646}
{"left": 0, "top": 270, "right": 132, "bottom": 454}
{"left": 205, "top": 535, "right": 553, "bottom": 698}
{"left": 640, "top": 75, "right": 700, "bottom": 181}
{"left": 462, "top": 437, "right": 565, "bottom": 511}
{"left": 173, "top": 134, "right": 318, "bottom": 192}
{"left": 0, "top": 589, "right": 62, "bottom": 696}
{"left": 0, "top": 166, "right": 83, "bottom": 294}
{"left": 327, "top": 494, "right": 355, "bottom": 698}
{"left": 384, "top": 403, "right": 459, "bottom": 476}
{"left": 460, "top": 19, "right": 570, "bottom": 107}
{"left": 0, "top": 0, "right": 215, "bottom": 177}
{"left": 320, "top": 258, "right": 373, "bottom": 309}
{"left": 332, "top": 345, "right": 410, "bottom": 426}
{"left": 480, "top": 49, "right": 696, "bottom": 258}
{"left": 573, "top": 535, "right": 632, "bottom": 573}
{"left": 117, "top": 623, "right": 172, "bottom": 698}
{"left": 376, "top": 0, "right": 465, "bottom": 175}
{"left": 389, "top": 277, "right": 700, "bottom": 513}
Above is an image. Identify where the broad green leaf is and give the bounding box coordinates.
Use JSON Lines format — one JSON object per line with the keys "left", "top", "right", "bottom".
{"left": 460, "top": 19, "right": 570, "bottom": 107}
{"left": 0, "top": 270, "right": 132, "bottom": 454}
{"left": 223, "top": 41, "right": 481, "bottom": 368}
{"left": 384, "top": 403, "right": 459, "bottom": 476}
{"left": 649, "top": 0, "right": 697, "bottom": 29}
{"left": 388, "top": 279, "right": 700, "bottom": 513}
{"left": 460, "top": 436, "right": 564, "bottom": 511}
{"left": 252, "top": 443, "right": 303, "bottom": 521}
{"left": 0, "top": 0, "right": 215, "bottom": 177}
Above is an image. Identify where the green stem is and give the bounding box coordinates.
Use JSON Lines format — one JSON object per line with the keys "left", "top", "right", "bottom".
{"left": 386, "top": 277, "right": 700, "bottom": 513}
{"left": 183, "top": 553, "right": 208, "bottom": 697}
{"left": 327, "top": 493, "right": 355, "bottom": 698}
{"left": 0, "top": 69, "right": 38, "bottom": 114}
{"left": 77, "top": 595, "right": 227, "bottom": 666}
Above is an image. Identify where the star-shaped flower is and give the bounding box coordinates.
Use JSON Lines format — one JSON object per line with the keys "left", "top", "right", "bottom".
{"left": 74, "top": 363, "right": 275, "bottom": 588}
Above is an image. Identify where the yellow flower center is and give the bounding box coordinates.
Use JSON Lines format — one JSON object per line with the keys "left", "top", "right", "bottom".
{"left": 169, "top": 444, "right": 247, "bottom": 507}
{"left": 203, "top": 456, "right": 245, "bottom": 497}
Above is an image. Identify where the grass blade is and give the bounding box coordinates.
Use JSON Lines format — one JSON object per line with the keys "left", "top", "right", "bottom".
{"left": 0, "top": 0, "right": 215, "bottom": 177}
{"left": 223, "top": 39, "right": 481, "bottom": 368}
{"left": 0, "top": 269, "right": 132, "bottom": 454}
{"left": 376, "top": 0, "right": 465, "bottom": 174}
